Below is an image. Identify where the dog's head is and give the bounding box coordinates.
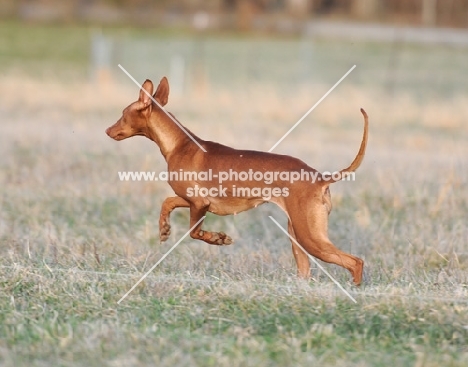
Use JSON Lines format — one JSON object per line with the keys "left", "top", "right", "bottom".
{"left": 105, "top": 77, "right": 169, "bottom": 141}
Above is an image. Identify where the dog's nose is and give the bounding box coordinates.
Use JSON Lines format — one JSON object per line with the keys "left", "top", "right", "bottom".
{"left": 105, "top": 127, "right": 110, "bottom": 136}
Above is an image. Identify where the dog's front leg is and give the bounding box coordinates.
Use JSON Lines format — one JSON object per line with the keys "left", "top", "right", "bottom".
{"left": 189, "top": 199, "right": 233, "bottom": 246}
{"left": 159, "top": 196, "right": 191, "bottom": 243}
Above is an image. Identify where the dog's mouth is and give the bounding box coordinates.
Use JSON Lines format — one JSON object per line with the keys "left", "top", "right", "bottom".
{"left": 112, "top": 134, "right": 125, "bottom": 141}
{"left": 106, "top": 128, "right": 126, "bottom": 141}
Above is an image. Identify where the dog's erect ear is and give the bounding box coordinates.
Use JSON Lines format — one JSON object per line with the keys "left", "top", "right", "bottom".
{"left": 138, "top": 79, "right": 154, "bottom": 108}
{"left": 153, "top": 77, "right": 169, "bottom": 107}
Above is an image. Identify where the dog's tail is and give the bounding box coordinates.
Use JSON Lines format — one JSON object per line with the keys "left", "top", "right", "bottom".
{"left": 322, "top": 108, "right": 368, "bottom": 185}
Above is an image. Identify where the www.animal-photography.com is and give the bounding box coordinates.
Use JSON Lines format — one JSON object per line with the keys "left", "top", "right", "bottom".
{"left": 1, "top": 1, "right": 467, "bottom": 366}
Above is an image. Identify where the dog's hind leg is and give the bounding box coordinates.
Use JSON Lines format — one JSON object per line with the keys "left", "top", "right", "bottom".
{"left": 288, "top": 219, "right": 310, "bottom": 279}
{"left": 288, "top": 201, "right": 363, "bottom": 286}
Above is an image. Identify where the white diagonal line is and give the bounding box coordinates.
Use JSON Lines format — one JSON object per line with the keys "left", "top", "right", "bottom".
{"left": 118, "top": 64, "right": 207, "bottom": 153}
{"left": 269, "top": 65, "right": 356, "bottom": 152}
{"left": 117, "top": 216, "right": 206, "bottom": 304}
{"left": 268, "top": 216, "right": 357, "bottom": 303}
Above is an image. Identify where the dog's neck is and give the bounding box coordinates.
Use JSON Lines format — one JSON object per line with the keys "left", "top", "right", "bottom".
{"left": 145, "top": 109, "right": 196, "bottom": 160}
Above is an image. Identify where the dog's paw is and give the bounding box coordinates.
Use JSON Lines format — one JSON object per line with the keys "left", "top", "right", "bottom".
{"left": 210, "top": 231, "right": 233, "bottom": 246}
{"left": 159, "top": 222, "right": 171, "bottom": 243}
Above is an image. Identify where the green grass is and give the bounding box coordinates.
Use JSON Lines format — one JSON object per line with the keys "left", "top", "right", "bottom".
{"left": 1, "top": 264, "right": 468, "bottom": 367}
{"left": 0, "top": 21, "right": 90, "bottom": 77}
{"left": 2, "top": 19, "right": 468, "bottom": 96}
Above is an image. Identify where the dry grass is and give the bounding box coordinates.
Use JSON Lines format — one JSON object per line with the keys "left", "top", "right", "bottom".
{"left": 1, "top": 23, "right": 468, "bottom": 366}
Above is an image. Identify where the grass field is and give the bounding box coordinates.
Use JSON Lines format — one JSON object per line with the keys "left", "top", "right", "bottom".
{"left": 1, "top": 21, "right": 468, "bottom": 366}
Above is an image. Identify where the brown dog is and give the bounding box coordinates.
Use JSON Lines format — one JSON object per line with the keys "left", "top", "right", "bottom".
{"left": 106, "top": 77, "right": 368, "bottom": 285}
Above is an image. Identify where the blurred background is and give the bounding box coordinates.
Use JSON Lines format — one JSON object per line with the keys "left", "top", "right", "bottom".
{"left": 0, "top": 0, "right": 467, "bottom": 286}
{"left": 2, "top": 0, "right": 468, "bottom": 27}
